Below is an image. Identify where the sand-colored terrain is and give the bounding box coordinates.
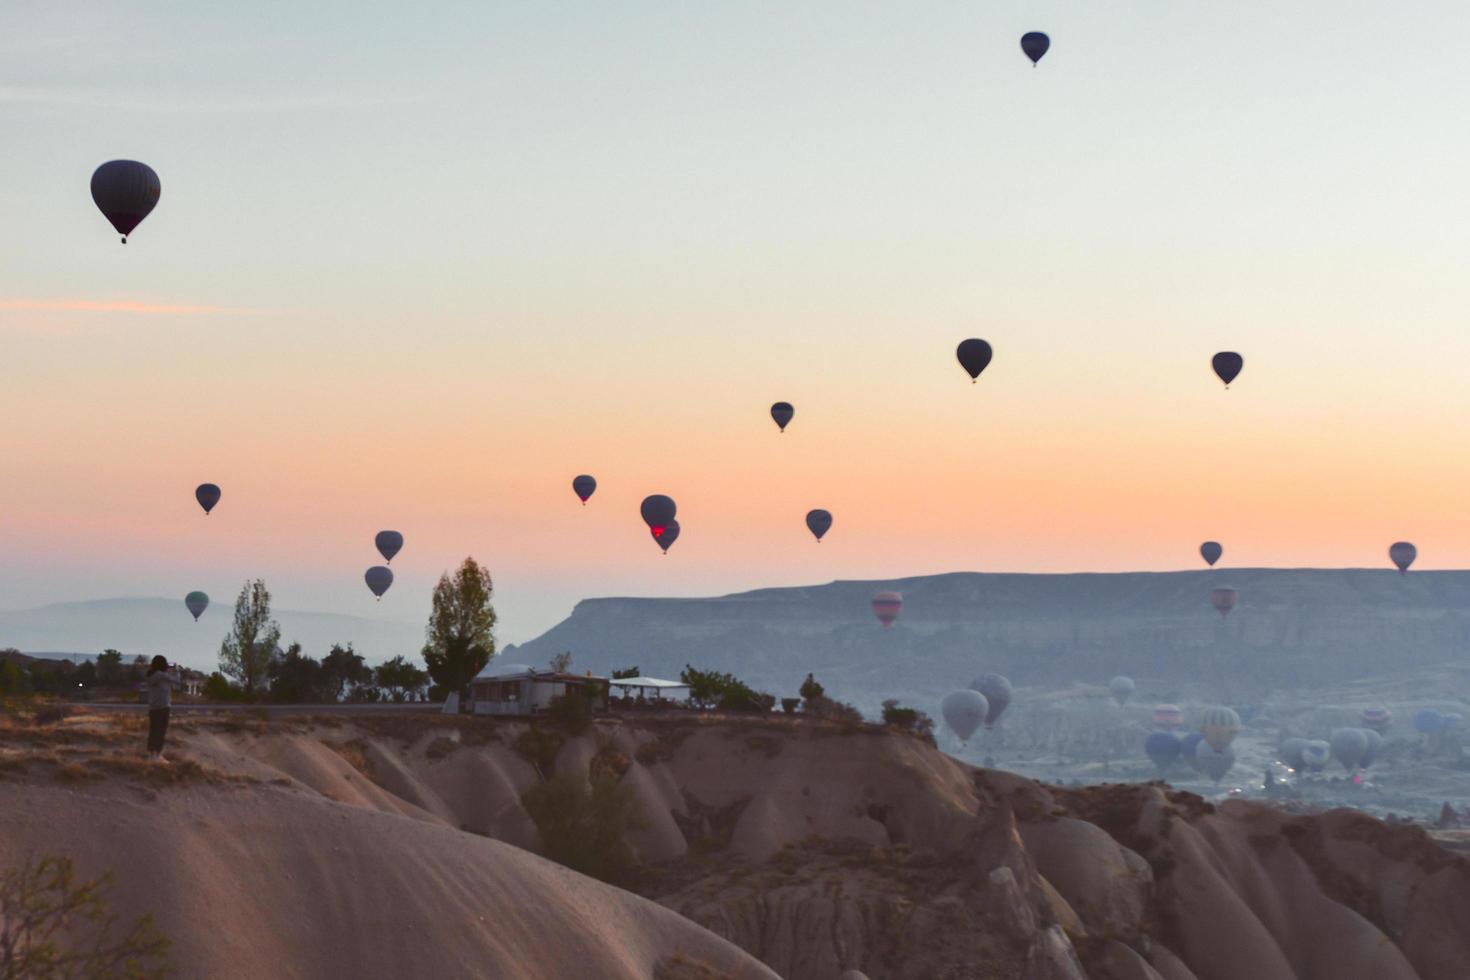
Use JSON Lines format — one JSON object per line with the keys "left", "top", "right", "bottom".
{"left": 3, "top": 707, "right": 1468, "bottom": 980}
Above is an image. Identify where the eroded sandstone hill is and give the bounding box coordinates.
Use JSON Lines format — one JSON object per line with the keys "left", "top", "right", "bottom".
{"left": 4, "top": 709, "right": 1467, "bottom": 980}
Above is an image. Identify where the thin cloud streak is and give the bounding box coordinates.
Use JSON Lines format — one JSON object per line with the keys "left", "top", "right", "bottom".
{"left": 0, "top": 299, "right": 267, "bottom": 315}
{"left": 0, "top": 85, "right": 427, "bottom": 114}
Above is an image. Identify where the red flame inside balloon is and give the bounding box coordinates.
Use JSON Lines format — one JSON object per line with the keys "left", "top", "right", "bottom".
{"left": 651, "top": 525, "right": 666, "bottom": 538}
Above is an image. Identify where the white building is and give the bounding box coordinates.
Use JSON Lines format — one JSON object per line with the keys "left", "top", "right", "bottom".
{"left": 468, "top": 662, "right": 609, "bottom": 717}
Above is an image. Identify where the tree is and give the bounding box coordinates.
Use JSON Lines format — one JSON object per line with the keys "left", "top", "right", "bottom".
{"left": 549, "top": 651, "right": 572, "bottom": 673}
{"left": 521, "top": 774, "right": 643, "bottom": 884}
{"left": 611, "top": 666, "right": 640, "bottom": 679}
{"left": 679, "top": 665, "right": 774, "bottom": 713}
{"left": 0, "top": 854, "right": 169, "bottom": 979}
{"left": 0, "top": 660, "right": 29, "bottom": 695}
{"left": 75, "top": 661, "right": 96, "bottom": 689}
{"left": 94, "top": 651, "right": 124, "bottom": 688}
{"left": 125, "top": 656, "right": 147, "bottom": 686}
{"left": 218, "top": 580, "right": 281, "bottom": 697}
{"left": 320, "top": 644, "right": 371, "bottom": 701}
{"left": 267, "top": 644, "right": 326, "bottom": 703}
{"left": 374, "top": 656, "right": 428, "bottom": 702}
{"left": 422, "top": 557, "right": 497, "bottom": 700}
{"left": 799, "top": 673, "right": 825, "bottom": 704}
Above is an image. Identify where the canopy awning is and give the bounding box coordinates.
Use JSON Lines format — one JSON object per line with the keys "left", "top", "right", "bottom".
{"left": 608, "top": 676, "right": 688, "bottom": 690}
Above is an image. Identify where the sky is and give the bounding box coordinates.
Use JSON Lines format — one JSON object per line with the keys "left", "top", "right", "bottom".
{"left": 3, "top": 2, "right": 1470, "bottom": 649}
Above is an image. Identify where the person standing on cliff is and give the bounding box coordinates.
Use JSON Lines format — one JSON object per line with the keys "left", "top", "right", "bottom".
{"left": 144, "top": 656, "right": 181, "bottom": 761}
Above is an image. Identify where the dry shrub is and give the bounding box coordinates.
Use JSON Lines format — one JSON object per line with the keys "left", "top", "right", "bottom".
{"left": 512, "top": 728, "right": 565, "bottom": 779}
{"left": 86, "top": 755, "right": 225, "bottom": 787}
{"left": 654, "top": 953, "right": 737, "bottom": 980}
{"left": 327, "top": 738, "right": 379, "bottom": 784}
{"left": 590, "top": 744, "right": 631, "bottom": 781}
{"left": 425, "top": 736, "right": 459, "bottom": 761}
{"left": 55, "top": 762, "right": 96, "bottom": 783}
{"left": 634, "top": 726, "right": 694, "bottom": 766}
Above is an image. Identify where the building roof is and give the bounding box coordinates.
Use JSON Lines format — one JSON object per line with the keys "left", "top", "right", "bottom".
{"left": 608, "top": 676, "right": 689, "bottom": 690}
{"left": 472, "top": 662, "right": 612, "bottom": 684}
{"left": 473, "top": 662, "right": 536, "bottom": 682}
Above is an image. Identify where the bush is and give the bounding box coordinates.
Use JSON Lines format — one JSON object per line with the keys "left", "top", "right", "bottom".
{"left": 805, "top": 696, "right": 865, "bottom": 726}
{"left": 512, "top": 727, "right": 566, "bottom": 779}
{"left": 680, "top": 665, "right": 773, "bottom": 713}
{"left": 201, "top": 672, "right": 243, "bottom": 702}
{"left": 0, "top": 855, "right": 170, "bottom": 978}
{"left": 882, "top": 699, "right": 937, "bottom": 745}
{"left": 799, "top": 673, "right": 824, "bottom": 703}
{"left": 780, "top": 698, "right": 801, "bottom": 715}
{"left": 547, "top": 688, "right": 595, "bottom": 735}
{"left": 522, "top": 773, "right": 644, "bottom": 884}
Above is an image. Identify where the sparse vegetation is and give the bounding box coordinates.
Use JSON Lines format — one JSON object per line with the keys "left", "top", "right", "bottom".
{"left": 679, "top": 666, "right": 774, "bottom": 713}
{"left": 882, "top": 699, "right": 937, "bottom": 745}
{"left": 0, "top": 854, "right": 170, "bottom": 979}
{"left": 512, "top": 727, "right": 566, "bottom": 779}
{"left": 521, "top": 772, "right": 644, "bottom": 884}
{"left": 546, "top": 688, "right": 595, "bottom": 735}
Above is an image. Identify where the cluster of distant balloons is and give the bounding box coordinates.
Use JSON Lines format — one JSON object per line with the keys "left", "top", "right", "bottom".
{"left": 940, "top": 674, "right": 1012, "bottom": 745}
{"left": 1144, "top": 705, "right": 1241, "bottom": 783}
{"left": 181, "top": 481, "right": 405, "bottom": 619}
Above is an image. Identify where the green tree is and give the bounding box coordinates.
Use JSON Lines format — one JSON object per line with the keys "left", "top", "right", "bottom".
{"left": 611, "top": 666, "right": 640, "bottom": 679}
{"left": 549, "top": 651, "right": 572, "bottom": 673}
{"left": 74, "top": 661, "right": 96, "bottom": 689}
{"left": 0, "top": 854, "right": 170, "bottom": 979}
{"left": 218, "top": 579, "right": 281, "bottom": 697}
{"left": 421, "top": 557, "right": 497, "bottom": 700}
{"left": 267, "top": 644, "right": 325, "bottom": 703}
{"left": 679, "top": 665, "right": 774, "bottom": 713}
{"left": 125, "top": 656, "right": 147, "bottom": 686}
{"left": 0, "top": 660, "right": 29, "bottom": 695}
{"left": 320, "top": 644, "right": 371, "bottom": 701}
{"left": 374, "top": 655, "right": 428, "bottom": 702}
{"left": 799, "top": 673, "right": 824, "bottom": 703}
{"left": 521, "top": 774, "right": 643, "bottom": 884}
{"left": 94, "top": 651, "right": 124, "bottom": 688}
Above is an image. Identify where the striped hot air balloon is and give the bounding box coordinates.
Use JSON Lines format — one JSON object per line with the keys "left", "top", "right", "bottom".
{"left": 871, "top": 591, "right": 903, "bottom": 629}
{"left": 1152, "top": 704, "right": 1185, "bottom": 731}
{"left": 1200, "top": 706, "right": 1241, "bottom": 753}
{"left": 1360, "top": 706, "right": 1392, "bottom": 734}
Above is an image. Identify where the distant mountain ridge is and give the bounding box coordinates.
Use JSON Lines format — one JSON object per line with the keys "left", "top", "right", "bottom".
{"left": 0, "top": 597, "right": 424, "bottom": 670}
{"left": 507, "top": 568, "right": 1470, "bottom": 707}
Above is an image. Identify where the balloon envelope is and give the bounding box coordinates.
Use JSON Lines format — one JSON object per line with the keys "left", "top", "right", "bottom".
{"left": 1301, "top": 741, "right": 1330, "bottom": 771}
{"left": 1145, "top": 731, "right": 1181, "bottom": 771}
{"left": 972, "top": 674, "right": 1012, "bottom": 727}
{"left": 805, "top": 509, "right": 833, "bottom": 542}
{"left": 1389, "top": 541, "right": 1416, "bottom": 574}
{"left": 195, "top": 483, "right": 221, "bottom": 515}
{"left": 1152, "top": 704, "right": 1184, "bottom": 730}
{"left": 91, "top": 160, "right": 161, "bottom": 241}
{"left": 572, "top": 474, "right": 597, "bottom": 503}
{"left": 1212, "top": 352, "right": 1243, "bottom": 387}
{"left": 1194, "top": 741, "right": 1236, "bottom": 783}
{"left": 640, "top": 494, "right": 677, "bottom": 535}
{"left": 653, "top": 520, "right": 680, "bottom": 553}
{"left": 364, "top": 566, "right": 394, "bottom": 598}
{"left": 1200, "top": 707, "right": 1241, "bottom": 752}
{"left": 1330, "top": 727, "right": 1369, "bottom": 771}
{"left": 956, "top": 339, "right": 993, "bottom": 381}
{"left": 1200, "top": 541, "right": 1223, "bottom": 567}
{"left": 1414, "top": 708, "right": 1445, "bottom": 734}
{"left": 1020, "top": 31, "right": 1050, "bottom": 64}
{"left": 1360, "top": 728, "right": 1382, "bottom": 769}
{"left": 1180, "top": 732, "right": 1205, "bottom": 771}
{"left": 184, "top": 591, "right": 209, "bottom": 621}
{"left": 375, "top": 530, "right": 403, "bottom": 564}
{"left": 871, "top": 591, "right": 903, "bottom": 628}
{"left": 1279, "top": 737, "right": 1307, "bottom": 770}
{"left": 942, "top": 689, "right": 989, "bottom": 744}
{"left": 770, "top": 402, "right": 794, "bottom": 432}
{"left": 1360, "top": 706, "right": 1391, "bottom": 733}
{"left": 1210, "top": 587, "right": 1238, "bottom": 618}
{"left": 1109, "top": 676, "right": 1135, "bottom": 705}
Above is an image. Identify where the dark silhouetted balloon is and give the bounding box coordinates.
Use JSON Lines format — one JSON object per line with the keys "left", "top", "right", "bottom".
{"left": 1200, "top": 541, "right": 1223, "bottom": 567}
{"left": 1279, "top": 737, "right": 1307, "bottom": 770}
{"left": 640, "top": 494, "right": 677, "bottom": 540}
{"left": 365, "top": 565, "right": 394, "bottom": 600}
{"left": 1414, "top": 708, "right": 1445, "bottom": 734}
{"left": 1361, "top": 728, "right": 1382, "bottom": 769}
{"left": 1200, "top": 706, "right": 1241, "bottom": 752}
{"left": 653, "top": 520, "right": 680, "bottom": 554}
{"left": 1145, "top": 731, "right": 1181, "bottom": 771}
{"left": 1301, "top": 740, "right": 1330, "bottom": 771}
{"left": 1020, "top": 31, "right": 1050, "bottom": 65}
{"left": 1212, "top": 352, "right": 1243, "bottom": 387}
{"left": 770, "top": 402, "right": 794, "bottom": 432}
{"left": 956, "top": 339, "right": 993, "bottom": 382}
{"left": 1180, "top": 732, "right": 1205, "bottom": 771}
{"left": 1360, "top": 706, "right": 1391, "bottom": 734}
{"left": 1210, "top": 587, "right": 1237, "bottom": 618}
{"left": 972, "top": 674, "right": 1012, "bottom": 728}
{"left": 942, "top": 689, "right": 989, "bottom": 744}
{"left": 872, "top": 591, "right": 903, "bottom": 628}
{"left": 375, "top": 531, "right": 403, "bottom": 564}
{"left": 1389, "top": 541, "right": 1416, "bottom": 574}
{"left": 91, "top": 161, "right": 161, "bottom": 243}
{"left": 806, "top": 509, "right": 832, "bottom": 542}
{"left": 1330, "top": 727, "right": 1369, "bottom": 772}
{"left": 572, "top": 475, "right": 597, "bottom": 504}
{"left": 195, "top": 483, "right": 221, "bottom": 515}
{"left": 1109, "top": 676, "right": 1135, "bottom": 706}
{"left": 185, "top": 591, "right": 209, "bottom": 622}
{"left": 1194, "top": 740, "right": 1235, "bottom": 783}
{"left": 1152, "top": 704, "right": 1184, "bottom": 730}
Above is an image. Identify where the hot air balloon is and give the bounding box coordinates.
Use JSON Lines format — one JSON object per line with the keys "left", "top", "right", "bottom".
{"left": 1145, "top": 731, "right": 1181, "bottom": 772}
{"left": 1414, "top": 708, "right": 1445, "bottom": 735}
{"left": 1209, "top": 587, "right": 1238, "bottom": 618}
{"left": 956, "top": 339, "right": 993, "bottom": 382}
{"left": 1020, "top": 31, "right": 1050, "bottom": 65}
{"left": 1200, "top": 707, "right": 1241, "bottom": 752}
{"left": 1180, "top": 732, "right": 1205, "bottom": 771}
{"left": 1279, "top": 737, "right": 1307, "bottom": 771}
{"left": 1301, "top": 740, "right": 1330, "bottom": 772}
{"left": 1212, "top": 352, "right": 1243, "bottom": 387}
{"left": 195, "top": 483, "right": 221, "bottom": 515}
{"left": 872, "top": 591, "right": 903, "bottom": 628}
{"left": 1389, "top": 541, "right": 1416, "bottom": 574}
{"left": 91, "top": 160, "right": 161, "bottom": 243}
{"left": 365, "top": 566, "right": 394, "bottom": 600}
{"left": 1193, "top": 740, "right": 1235, "bottom": 783}
{"left": 640, "top": 494, "right": 677, "bottom": 538}
{"left": 805, "top": 509, "right": 833, "bottom": 542}
{"left": 942, "top": 689, "right": 989, "bottom": 745}
{"left": 184, "top": 591, "right": 209, "bottom": 622}
{"left": 572, "top": 475, "right": 597, "bottom": 505}
{"left": 1361, "top": 728, "right": 1382, "bottom": 769}
{"left": 375, "top": 531, "right": 403, "bottom": 564}
{"left": 1152, "top": 704, "right": 1184, "bottom": 731}
{"left": 1200, "top": 541, "right": 1223, "bottom": 567}
{"left": 1109, "top": 676, "right": 1135, "bottom": 706}
{"left": 653, "top": 520, "right": 680, "bottom": 554}
{"left": 1330, "top": 727, "right": 1369, "bottom": 772}
{"left": 972, "top": 674, "right": 1012, "bottom": 728}
{"left": 1442, "top": 713, "right": 1463, "bottom": 732}
{"left": 770, "top": 402, "right": 794, "bottom": 432}
{"left": 1360, "top": 706, "right": 1392, "bottom": 734}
